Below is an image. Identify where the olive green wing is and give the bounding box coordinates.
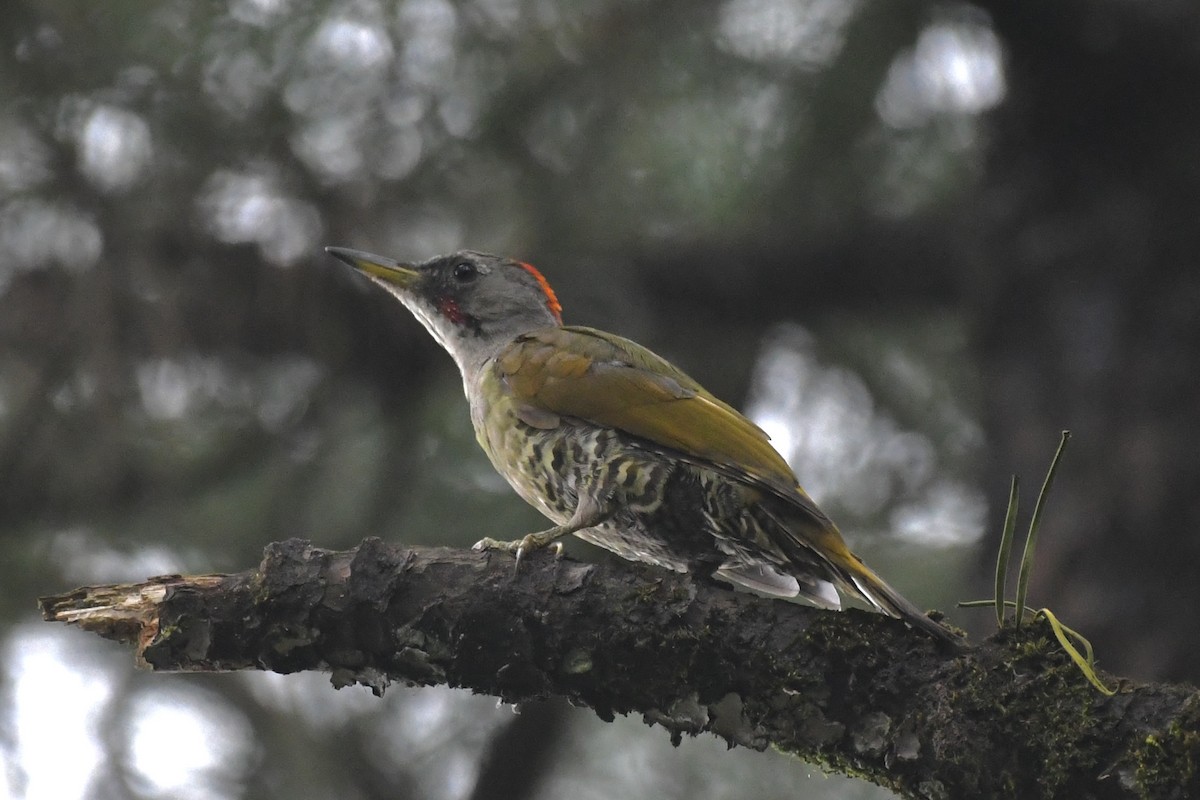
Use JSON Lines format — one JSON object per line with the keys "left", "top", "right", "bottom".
{"left": 496, "top": 326, "right": 823, "bottom": 512}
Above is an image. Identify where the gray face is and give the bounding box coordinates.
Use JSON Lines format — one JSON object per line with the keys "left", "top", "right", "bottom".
{"left": 377, "top": 250, "right": 562, "bottom": 372}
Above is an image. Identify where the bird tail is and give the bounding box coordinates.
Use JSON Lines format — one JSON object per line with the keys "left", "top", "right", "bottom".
{"left": 837, "top": 555, "right": 961, "bottom": 646}
{"left": 763, "top": 501, "right": 960, "bottom": 646}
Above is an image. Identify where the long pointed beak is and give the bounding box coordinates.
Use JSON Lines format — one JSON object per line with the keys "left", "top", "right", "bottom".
{"left": 325, "top": 246, "right": 419, "bottom": 289}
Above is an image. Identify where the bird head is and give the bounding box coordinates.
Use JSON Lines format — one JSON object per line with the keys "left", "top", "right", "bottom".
{"left": 326, "top": 247, "right": 563, "bottom": 374}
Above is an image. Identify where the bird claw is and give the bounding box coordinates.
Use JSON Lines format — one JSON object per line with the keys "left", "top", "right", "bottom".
{"left": 472, "top": 536, "right": 516, "bottom": 554}
{"left": 517, "top": 538, "right": 565, "bottom": 564}
{"left": 472, "top": 531, "right": 567, "bottom": 571}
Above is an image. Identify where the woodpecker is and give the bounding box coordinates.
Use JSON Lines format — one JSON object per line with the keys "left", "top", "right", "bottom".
{"left": 326, "top": 246, "right": 957, "bottom": 643}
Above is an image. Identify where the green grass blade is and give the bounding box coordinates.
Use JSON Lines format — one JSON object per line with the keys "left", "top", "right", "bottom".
{"left": 1040, "top": 608, "right": 1114, "bottom": 695}
{"left": 1015, "top": 431, "right": 1071, "bottom": 627}
{"left": 1053, "top": 618, "right": 1097, "bottom": 666}
{"left": 995, "top": 475, "right": 1020, "bottom": 627}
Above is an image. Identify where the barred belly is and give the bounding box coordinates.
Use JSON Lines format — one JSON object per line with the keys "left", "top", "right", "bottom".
{"left": 480, "top": 408, "right": 783, "bottom": 576}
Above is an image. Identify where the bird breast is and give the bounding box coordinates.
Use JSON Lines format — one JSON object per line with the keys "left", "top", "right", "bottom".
{"left": 469, "top": 369, "right": 671, "bottom": 525}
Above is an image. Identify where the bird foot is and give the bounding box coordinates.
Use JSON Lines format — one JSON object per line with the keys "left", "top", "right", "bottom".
{"left": 473, "top": 532, "right": 566, "bottom": 570}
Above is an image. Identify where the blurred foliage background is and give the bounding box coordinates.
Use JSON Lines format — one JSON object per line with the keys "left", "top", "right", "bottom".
{"left": 2, "top": 0, "right": 1199, "bottom": 798}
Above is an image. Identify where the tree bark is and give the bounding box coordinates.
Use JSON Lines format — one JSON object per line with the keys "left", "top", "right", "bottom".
{"left": 40, "top": 538, "right": 1199, "bottom": 800}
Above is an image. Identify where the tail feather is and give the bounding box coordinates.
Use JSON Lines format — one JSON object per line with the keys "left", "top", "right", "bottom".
{"left": 843, "top": 560, "right": 960, "bottom": 646}
{"left": 761, "top": 500, "right": 961, "bottom": 646}
{"left": 716, "top": 561, "right": 842, "bottom": 608}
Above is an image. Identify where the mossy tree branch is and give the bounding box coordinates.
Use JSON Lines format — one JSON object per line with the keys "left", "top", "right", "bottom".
{"left": 40, "top": 538, "right": 1199, "bottom": 800}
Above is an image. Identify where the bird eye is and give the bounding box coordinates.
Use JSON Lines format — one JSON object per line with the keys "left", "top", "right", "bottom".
{"left": 452, "top": 261, "right": 478, "bottom": 282}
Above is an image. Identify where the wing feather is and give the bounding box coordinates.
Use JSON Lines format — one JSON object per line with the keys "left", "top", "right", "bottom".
{"left": 496, "top": 326, "right": 825, "bottom": 515}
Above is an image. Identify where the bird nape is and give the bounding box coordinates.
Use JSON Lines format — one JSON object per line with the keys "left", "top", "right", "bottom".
{"left": 325, "top": 246, "right": 959, "bottom": 645}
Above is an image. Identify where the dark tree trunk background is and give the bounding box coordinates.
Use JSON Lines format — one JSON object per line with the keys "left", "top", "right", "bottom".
{"left": 966, "top": 1, "right": 1200, "bottom": 681}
